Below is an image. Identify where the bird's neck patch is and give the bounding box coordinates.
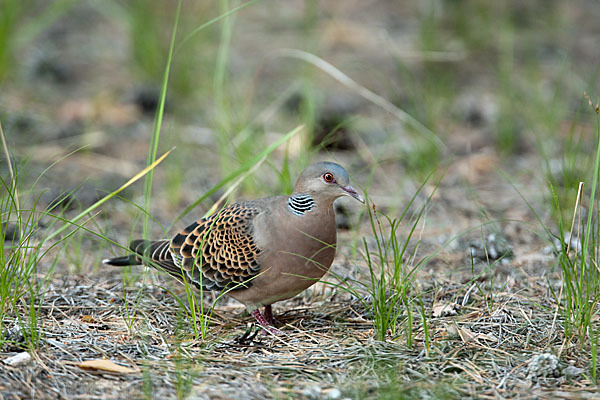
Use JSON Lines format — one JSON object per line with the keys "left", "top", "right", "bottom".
{"left": 288, "top": 194, "right": 315, "bottom": 216}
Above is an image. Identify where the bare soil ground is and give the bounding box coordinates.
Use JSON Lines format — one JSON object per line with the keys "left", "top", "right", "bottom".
{"left": 2, "top": 1, "right": 600, "bottom": 399}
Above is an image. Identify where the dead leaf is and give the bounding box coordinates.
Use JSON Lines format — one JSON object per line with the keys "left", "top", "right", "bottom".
{"left": 432, "top": 302, "right": 460, "bottom": 317}
{"left": 454, "top": 322, "right": 498, "bottom": 344}
{"left": 80, "top": 315, "right": 95, "bottom": 323}
{"left": 78, "top": 359, "right": 136, "bottom": 374}
{"left": 457, "top": 326, "right": 477, "bottom": 344}
{"left": 477, "top": 332, "right": 498, "bottom": 342}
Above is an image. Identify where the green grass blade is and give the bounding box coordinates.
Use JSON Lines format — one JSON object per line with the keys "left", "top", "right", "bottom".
{"left": 42, "top": 148, "right": 173, "bottom": 244}
{"left": 171, "top": 124, "right": 304, "bottom": 226}
{"left": 142, "top": 0, "right": 182, "bottom": 240}
{"left": 175, "top": 0, "right": 260, "bottom": 55}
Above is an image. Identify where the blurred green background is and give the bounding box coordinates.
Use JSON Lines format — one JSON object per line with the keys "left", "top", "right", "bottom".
{"left": 1, "top": 0, "right": 600, "bottom": 277}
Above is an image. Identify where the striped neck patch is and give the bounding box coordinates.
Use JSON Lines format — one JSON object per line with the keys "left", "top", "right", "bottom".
{"left": 288, "top": 194, "right": 315, "bottom": 216}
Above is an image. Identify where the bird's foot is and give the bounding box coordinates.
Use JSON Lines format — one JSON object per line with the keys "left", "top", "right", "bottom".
{"left": 235, "top": 323, "right": 260, "bottom": 344}
{"left": 251, "top": 309, "right": 284, "bottom": 336}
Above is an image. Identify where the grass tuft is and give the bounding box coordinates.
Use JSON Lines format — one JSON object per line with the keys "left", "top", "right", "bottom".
{"left": 553, "top": 94, "right": 600, "bottom": 382}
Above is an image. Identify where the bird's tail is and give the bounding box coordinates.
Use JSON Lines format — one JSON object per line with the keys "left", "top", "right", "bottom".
{"left": 102, "top": 239, "right": 157, "bottom": 267}
{"left": 102, "top": 254, "right": 138, "bottom": 266}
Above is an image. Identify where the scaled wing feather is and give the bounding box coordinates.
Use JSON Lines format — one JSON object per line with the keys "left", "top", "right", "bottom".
{"left": 170, "top": 203, "right": 263, "bottom": 291}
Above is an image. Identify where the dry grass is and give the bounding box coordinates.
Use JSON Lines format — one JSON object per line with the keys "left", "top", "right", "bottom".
{"left": 1, "top": 248, "right": 597, "bottom": 399}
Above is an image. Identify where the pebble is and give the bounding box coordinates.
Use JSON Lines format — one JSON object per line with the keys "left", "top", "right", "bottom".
{"left": 3, "top": 352, "right": 31, "bottom": 366}
{"left": 302, "top": 385, "right": 322, "bottom": 399}
{"left": 2, "top": 324, "right": 25, "bottom": 349}
{"left": 302, "top": 385, "right": 343, "bottom": 399}
{"left": 323, "top": 388, "right": 342, "bottom": 399}
{"left": 563, "top": 366, "right": 584, "bottom": 377}
{"left": 468, "top": 233, "right": 513, "bottom": 262}
{"left": 527, "top": 353, "right": 559, "bottom": 378}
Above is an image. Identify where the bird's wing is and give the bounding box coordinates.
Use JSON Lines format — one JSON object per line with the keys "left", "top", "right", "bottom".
{"left": 170, "top": 202, "right": 263, "bottom": 291}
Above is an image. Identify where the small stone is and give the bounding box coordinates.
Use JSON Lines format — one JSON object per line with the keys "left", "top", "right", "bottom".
{"left": 563, "top": 366, "right": 584, "bottom": 377}
{"left": 527, "top": 353, "right": 559, "bottom": 378}
{"left": 456, "top": 92, "right": 498, "bottom": 127}
{"left": 3, "top": 352, "right": 31, "bottom": 366}
{"left": 334, "top": 202, "right": 351, "bottom": 230}
{"left": 542, "top": 245, "right": 555, "bottom": 255}
{"left": 551, "top": 233, "right": 582, "bottom": 254}
{"left": 323, "top": 388, "right": 342, "bottom": 399}
{"left": 30, "top": 49, "right": 72, "bottom": 84}
{"left": 2, "top": 222, "right": 20, "bottom": 242}
{"left": 302, "top": 384, "right": 322, "bottom": 399}
{"left": 126, "top": 85, "right": 163, "bottom": 115}
{"left": 2, "top": 324, "right": 25, "bottom": 349}
{"left": 445, "top": 323, "right": 459, "bottom": 338}
{"left": 468, "top": 233, "right": 513, "bottom": 262}
{"left": 312, "top": 93, "right": 361, "bottom": 151}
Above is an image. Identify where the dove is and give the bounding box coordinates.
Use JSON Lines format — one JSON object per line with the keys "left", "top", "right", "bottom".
{"left": 104, "top": 162, "right": 363, "bottom": 334}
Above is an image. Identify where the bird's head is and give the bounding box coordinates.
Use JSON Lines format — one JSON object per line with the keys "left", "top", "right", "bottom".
{"left": 294, "top": 161, "right": 364, "bottom": 204}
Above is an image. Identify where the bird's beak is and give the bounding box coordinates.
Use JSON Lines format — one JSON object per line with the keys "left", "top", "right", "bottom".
{"left": 341, "top": 185, "right": 365, "bottom": 203}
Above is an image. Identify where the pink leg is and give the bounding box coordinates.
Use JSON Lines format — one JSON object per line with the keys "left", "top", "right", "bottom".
{"left": 263, "top": 304, "right": 278, "bottom": 325}
{"left": 250, "top": 309, "right": 283, "bottom": 336}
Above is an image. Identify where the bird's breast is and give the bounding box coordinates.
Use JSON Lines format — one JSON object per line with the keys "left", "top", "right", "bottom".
{"left": 254, "top": 203, "right": 337, "bottom": 274}
{"left": 229, "top": 200, "right": 338, "bottom": 307}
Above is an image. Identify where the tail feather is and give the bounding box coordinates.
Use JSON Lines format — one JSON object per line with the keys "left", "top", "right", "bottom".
{"left": 104, "top": 238, "right": 215, "bottom": 292}
{"left": 103, "top": 239, "right": 179, "bottom": 275}
{"left": 103, "top": 239, "right": 152, "bottom": 266}
{"left": 102, "top": 255, "right": 139, "bottom": 266}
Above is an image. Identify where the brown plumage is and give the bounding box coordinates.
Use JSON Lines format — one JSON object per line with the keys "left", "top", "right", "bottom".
{"left": 103, "top": 162, "right": 363, "bottom": 334}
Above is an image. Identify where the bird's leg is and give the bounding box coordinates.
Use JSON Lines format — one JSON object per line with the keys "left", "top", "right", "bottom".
{"left": 263, "top": 304, "right": 279, "bottom": 325}
{"left": 250, "top": 309, "right": 283, "bottom": 336}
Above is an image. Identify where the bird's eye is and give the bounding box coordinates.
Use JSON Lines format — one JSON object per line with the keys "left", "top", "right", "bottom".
{"left": 323, "top": 172, "right": 335, "bottom": 183}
